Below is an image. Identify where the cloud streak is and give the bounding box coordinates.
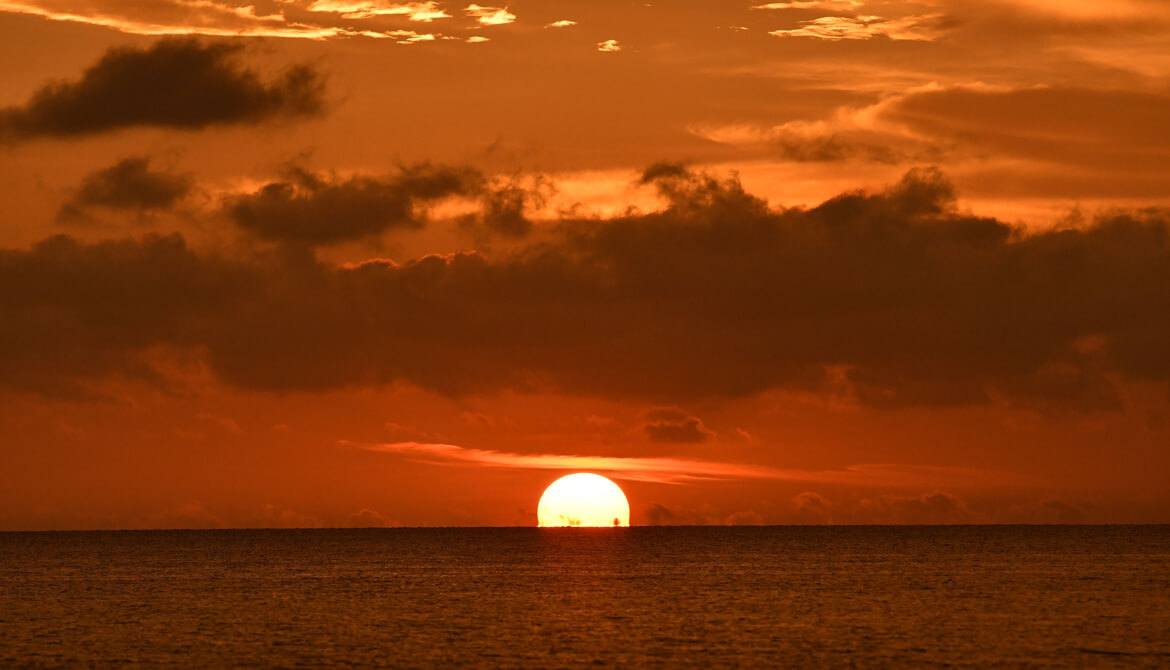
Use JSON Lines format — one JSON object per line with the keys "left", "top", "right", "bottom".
{"left": 0, "top": 0, "right": 351, "bottom": 38}
{"left": 769, "top": 14, "right": 950, "bottom": 41}
{"left": 305, "top": 1, "right": 450, "bottom": 21}
{"left": 361, "top": 441, "right": 1026, "bottom": 487}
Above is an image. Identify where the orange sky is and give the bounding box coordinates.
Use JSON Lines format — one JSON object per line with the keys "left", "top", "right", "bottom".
{"left": 0, "top": 0, "right": 1168, "bottom": 529}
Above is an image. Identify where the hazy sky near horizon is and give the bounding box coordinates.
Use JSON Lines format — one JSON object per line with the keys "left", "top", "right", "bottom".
{"left": 1, "top": 0, "right": 1168, "bottom": 529}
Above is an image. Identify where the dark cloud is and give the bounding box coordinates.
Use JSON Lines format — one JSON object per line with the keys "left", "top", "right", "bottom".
{"left": 0, "top": 39, "right": 324, "bottom": 142}
{"left": 58, "top": 157, "right": 192, "bottom": 220}
{"left": 470, "top": 183, "right": 536, "bottom": 238}
{"left": 2, "top": 166, "right": 1167, "bottom": 410}
{"left": 226, "top": 163, "right": 483, "bottom": 244}
{"left": 0, "top": 234, "right": 247, "bottom": 396}
{"left": 643, "top": 408, "right": 715, "bottom": 443}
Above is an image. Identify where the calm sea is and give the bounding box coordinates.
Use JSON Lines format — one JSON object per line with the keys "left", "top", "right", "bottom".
{"left": 1, "top": 527, "right": 1168, "bottom": 667}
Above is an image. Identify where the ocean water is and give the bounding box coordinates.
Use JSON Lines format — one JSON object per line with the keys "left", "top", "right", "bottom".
{"left": 1, "top": 527, "right": 1168, "bottom": 668}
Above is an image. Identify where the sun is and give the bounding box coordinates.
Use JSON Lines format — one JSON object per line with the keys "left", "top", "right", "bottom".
{"left": 537, "top": 473, "right": 630, "bottom": 527}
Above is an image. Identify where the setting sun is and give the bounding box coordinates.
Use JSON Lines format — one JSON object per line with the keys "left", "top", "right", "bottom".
{"left": 537, "top": 473, "right": 630, "bottom": 527}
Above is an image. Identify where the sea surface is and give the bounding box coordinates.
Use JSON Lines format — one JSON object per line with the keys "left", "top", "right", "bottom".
{"left": 1, "top": 526, "right": 1168, "bottom": 668}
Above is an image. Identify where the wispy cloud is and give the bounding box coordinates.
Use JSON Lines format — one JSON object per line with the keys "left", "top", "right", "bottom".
{"left": 357, "top": 441, "right": 1024, "bottom": 487}
{"left": 0, "top": 0, "right": 346, "bottom": 38}
{"left": 0, "top": 0, "right": 458, "bottom": 38}
{"left": 545, "top": 19, "right": 576, "bottom": 28}
{"left": 464, "top": 3, "right": 514, "bottom": 25}
{"left": 0, "top": 0, "right": 461, "bottom": 39}
{"left": 378, "top": 28, "right": 443, "bottom": 43}
{"left": 597, "top": 39, "right": 621, "bottom": 52}
{"left": 305, "top": 0, "right": 450, "bottom": 21}
{"left": 752, "top": 1, "right": 863, "bottom": 10}
{"left": 769, "top": 14, "right": 948, "bottom": 41}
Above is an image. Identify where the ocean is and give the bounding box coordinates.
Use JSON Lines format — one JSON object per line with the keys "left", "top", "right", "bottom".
{"left": 2, "top": 526, "right": 1168, "bottom": 667}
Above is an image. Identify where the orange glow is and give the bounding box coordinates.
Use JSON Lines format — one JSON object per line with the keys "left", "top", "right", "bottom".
{"left": 0, "top": 0, "right": 1168, "bottom": 531}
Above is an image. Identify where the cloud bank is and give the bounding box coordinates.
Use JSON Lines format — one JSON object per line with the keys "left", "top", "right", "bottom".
{"left": 1, "top": 167, "right": 1166, "bottom": 410}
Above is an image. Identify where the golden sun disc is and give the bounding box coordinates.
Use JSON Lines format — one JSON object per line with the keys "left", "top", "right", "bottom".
{"left": 537, "top": 473, "right": 630, "bottom": 527}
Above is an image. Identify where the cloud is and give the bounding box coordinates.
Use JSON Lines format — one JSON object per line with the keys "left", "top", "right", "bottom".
{"left": 644, "top": 503, "right": 684, "bottom": 525}
{"left": 377, "top": 28, "right": 443, "bottom": 43}
{"left": 155, "top": 501, "right": 224, "bottom": 529}
{"left": 0, "top": 39, "right": 324, "bottom": 143}
{"left": 690, "top": 119, "right": 934, "bottom": 165}
{"left": 197, "top": 412, "right": 243, "bottom": 434}
{"left": 464, "top": 3, "right": 513, "bottom": 26}
{"left": 1037, "top": 498, "right": 1086, "bottom": 524}
{"left": 769, "top": 14, "right": 950, "bottom": 41}
{"left": 597, "top": 39, "right": 621, "bottom": 52}
{"left": 0, "top": 233, "right": 246, "bottom": 396}
{"left": 362, "top": 441, "right": 781, "bottom": 483}
{"left": 791, "top": 492, "right": 834, "bottom": 524}
{"left": 642, "top": 408, "right": 716, "bottom": 443}
{"left": 0, "top": 0, "right": 354, "bottom": 38}
{"left": 305, "top": 1, "right": 450, "bottom": 21}
{"left": 999, "top": 0, "right": 1170, "bottom": 21}
{"left": 2, "top": 167, "right": 1167, "bottom": 410}
{"left": 877, "top": 85, "right": 1170, "bottom": 176}
{"left": 692, "top": 83, "right": 1170, "bottom": 195}
{"left": 752, "top": 1, "right": 863, "bottom": 10}
{"left": 251, "top": 503, "right": 324, "bottom": 528}
{"left": 225, "top": 163, "right": 483, "bottom": 244}
{"left": 724, "top": 510, "right": 764, "bottom": 525}
{"left": 545, "top": 19, "right": 575, "bottom": 28}
{"left": 853, "top": 491, "right": 972, "bottom": 524}
{"left": 362, "top": 441, "right": 1011, "bottom": 488}
{"left": 458, "top": 176, "right": 548, "bottom": 238}
{"left": 58, "top": 157, "right": 193, "bottom": 220}
{"left": 642, "top": 503, "right": 751, "bottom": 526}
{"left": 349, "top": 507, "right": 395, "bottom": 526}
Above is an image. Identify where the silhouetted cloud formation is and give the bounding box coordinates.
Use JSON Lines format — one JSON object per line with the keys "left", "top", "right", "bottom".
{"left": 0, "top": 39, "right": 324, "bottom": 142}
{"left": 225, "top": 163, "right": 483, "bottom": 244}
{"left": 2, "top": 166, "right": 1167, "bottom": 409}
{"left": 0, "top": 234, "right": 244, "bottom": 396}
{"left": 643, "top": 408, "right": 715, "bottom": 443}
{"left": 58, "top": 157, "right": 192, "bottom": 220}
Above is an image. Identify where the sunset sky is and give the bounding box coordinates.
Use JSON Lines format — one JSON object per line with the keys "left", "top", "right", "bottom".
{"left": 1, "top": 0, "right": 1168, "bottom": 529}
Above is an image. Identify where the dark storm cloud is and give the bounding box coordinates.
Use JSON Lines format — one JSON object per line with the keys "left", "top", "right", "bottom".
{"left": 0, "top": 39, "right": 324, "bottom": 142}
{"left": 225, "top": 164, "right": 483, "bottom": 244}
{"left": 643, "top": 408, "right": 715, "bottom": 443}
{"left": 2, "top": 166, "right": 1167, "bottom": 410}
{"left": 58, "top": 157, "right": 192, "bottom": 220}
